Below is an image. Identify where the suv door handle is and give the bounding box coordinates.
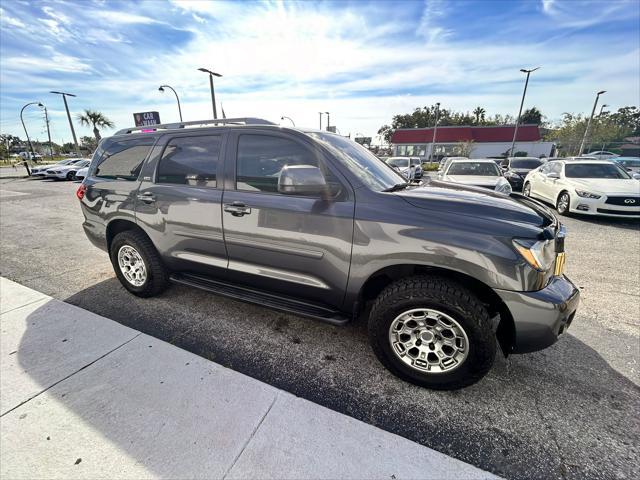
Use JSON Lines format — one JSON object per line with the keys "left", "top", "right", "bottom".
{"left": 224, "top": 202, "right": 251, "bottom": 216}
{"left": 137, "top": 192, "right": 156, "bottom": 203}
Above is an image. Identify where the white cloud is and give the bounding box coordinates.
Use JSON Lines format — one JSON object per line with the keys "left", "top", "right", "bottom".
{"left": 417, "top": 0, "right": 452, "bottom": 43}
{"left": 93, "top": 11, "right": 161, "bottom": 25}
{"left": 0, "top": 7, "right": 26, "bottom": 28}
{"left": 540, "top": 0, "right": 635, "bottom": 28}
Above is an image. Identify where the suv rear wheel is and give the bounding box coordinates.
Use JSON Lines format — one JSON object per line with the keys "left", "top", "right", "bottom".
{"left": 110, "top": 230, "right": 169, "bottom": 297}
{"left": 368, "top": 275, "right": 496, "bottom": 390}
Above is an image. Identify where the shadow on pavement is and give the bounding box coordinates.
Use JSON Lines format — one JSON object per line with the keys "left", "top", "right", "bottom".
{"left": 10, "top": 278, "right": 639, "bottom": 479}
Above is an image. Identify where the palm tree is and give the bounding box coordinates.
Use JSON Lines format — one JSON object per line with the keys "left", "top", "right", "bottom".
{"left": 77, "top": 110, "right": 115, "bottom": 142}
{"left": 473, "top": 107, "right": 486, "bottom": 125}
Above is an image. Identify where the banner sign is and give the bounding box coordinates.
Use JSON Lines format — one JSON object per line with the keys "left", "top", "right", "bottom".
{"left": 133, "top": 111, "right": 161, "bottom": 127}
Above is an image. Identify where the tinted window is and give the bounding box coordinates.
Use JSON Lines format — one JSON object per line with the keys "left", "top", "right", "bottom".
{"left": 94, "top": 136, "right": 155, "bottom": 180}
{"left": 511, "top": 159, "right": 543, "bottom": 169}
{"left": 447, "top": 162, "right": 501, "bottom": 176}
{"left": 157, "top": 135, "right": 221, "bottom": 187}
{"left": 565, "top": 163, "right": 631, "bottom": 179}
{"left": 236, "top": 135, "right": 318, "bottom": 193}
{"left": 620, "top": 159, "right": 640, "bottom": 167}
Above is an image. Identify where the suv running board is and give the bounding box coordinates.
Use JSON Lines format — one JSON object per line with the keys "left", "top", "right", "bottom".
{"left": 169, "top": 273, "right": 350, "bottom": 326}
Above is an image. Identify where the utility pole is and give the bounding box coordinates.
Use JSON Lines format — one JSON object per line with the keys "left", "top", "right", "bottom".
{"left": 50, "top": 91, "right": 80, "bottom": 155}
{"left": 509, "top": 67, "right": 540, "bottom": 158}
{"left": 318, "top": 112, "right": 323, "bottom": 130}
{"left": 578, "top": 90, "right": 606, "bottom": 156}
{"left": 42, "top": 105, "right": 54, "bottom": 161}
{"left": 428, "top": 103, "right": 441, "bottom": 163}
{"left": 325, "top": 112, "right": 330, "bottom": 131}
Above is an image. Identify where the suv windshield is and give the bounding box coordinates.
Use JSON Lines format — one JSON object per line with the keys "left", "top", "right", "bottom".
{"left": 511, "top": 159, "right": 543, "bottom": 169}
{"left": 448, "top": 162, "right": 501, "bottom": 176}
{"left": 309, "top": 132, "right": 405, "bottom": 190}
{"left": 565, "top": 163, "right": 631, "bottom": 179}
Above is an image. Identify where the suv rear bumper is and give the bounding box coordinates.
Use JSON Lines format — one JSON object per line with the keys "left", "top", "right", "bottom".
{"left": 496, "top": 275, "right": 580, "bottom": 354}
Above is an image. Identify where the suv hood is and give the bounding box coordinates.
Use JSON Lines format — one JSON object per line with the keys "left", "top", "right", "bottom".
{"left": 397, "top": 180, "right": 556, "bottom": 228}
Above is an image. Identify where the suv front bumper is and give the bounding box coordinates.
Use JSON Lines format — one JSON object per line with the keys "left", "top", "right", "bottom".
{"left": 496, "top": 275, "right": 580, "bottom": 354}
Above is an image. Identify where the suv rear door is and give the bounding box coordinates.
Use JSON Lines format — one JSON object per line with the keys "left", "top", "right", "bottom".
{"left": 135, "top": 132, "right": 228, "bottom": 278}
{"left": 221, "top": 130, "right": 354, "bottom": 308}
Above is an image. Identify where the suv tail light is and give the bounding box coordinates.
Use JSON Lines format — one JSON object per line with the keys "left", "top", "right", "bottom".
{"left": 76, "top": 183, "right": 87, "bottom": 200}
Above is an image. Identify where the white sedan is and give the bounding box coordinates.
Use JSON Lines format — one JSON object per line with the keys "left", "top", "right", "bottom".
{"left": 523, "top": 160, "right": 640, "bottom": 218}
{"left": 438, "top": 159, "right": 512, "bottom": 193}
{"left": 385, "top": 157, "right": 423, "bottom": 181}
{"left": 30, "top": 158, "right": 85, "bottom": 176}
{"left": 74, "top": 166, "right": 89, "bottom": 181}
{"left": 45, "top": 159, "right": 91, "bottom": 180}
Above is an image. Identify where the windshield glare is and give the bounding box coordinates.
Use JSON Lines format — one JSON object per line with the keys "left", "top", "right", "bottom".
{"left": 565, "top": 163, "right": 632, "bottom": 179}
{"left": 447, "top": 162, "right": 501, "bottom": 176}
{"left": 309, "top": 133, "right": 405, "bottom": 190}
{"left": 387, "top": 158, "right": 409, "bottom": 168}
{"left": 511, "top": 159, "right": 543, "bottom": 169}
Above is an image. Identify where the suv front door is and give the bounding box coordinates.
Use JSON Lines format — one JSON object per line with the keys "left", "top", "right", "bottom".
{"left": 221, "top": 130, "right": 355, "bottom": 308}
{"left": 135, "top": 132, "right": 228, "bottom": 278}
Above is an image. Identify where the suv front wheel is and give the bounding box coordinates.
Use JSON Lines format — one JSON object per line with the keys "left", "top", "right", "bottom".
{"left": 110, "top": 230, "right": 169, "bottom": 297}
{"left": 368, "top": 276, "right": 496, "bottom": 390}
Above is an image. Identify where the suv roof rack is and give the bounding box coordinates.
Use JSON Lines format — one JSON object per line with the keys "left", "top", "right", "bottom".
{"left": 115, "top": 117, "right": 276, "bottom": 135}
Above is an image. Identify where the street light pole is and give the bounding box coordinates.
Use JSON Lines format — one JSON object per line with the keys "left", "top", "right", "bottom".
{"left": 20, "top": 102, "right": 42, "bottom": 175}
{"left": 578, "top": 90, "right": 606, "bottom": 156}
{"left": 598, "top": 104, "right": 609, "bottom": 116}
{"left": 509, "top": 67, "right": 540, "bottom": 158}
{"left": 280, "top": 116, "right": 295, "bottom": 127}
{"left": 429, "top": 102, "right": 441, "bottom": 163}
{"left": 50, "top": 91, "right": 80, "bottom": 156}
{"left": 158, "top": 85, "right": 183, "bottom": 122}
{"left": 325, "top": 112, "right": 330, "bottom": 131}
{"left": 198, "top": 68, "right": 222, "bottom": 119}
{"left": 318, "top": 112, "right": 323, "bottom": 130}
{"left": 42, "top": 105, "right": 54, "bottom": 161}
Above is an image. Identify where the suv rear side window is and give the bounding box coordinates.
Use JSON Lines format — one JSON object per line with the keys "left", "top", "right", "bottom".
{"left": 94, "top": 136, "right": 155, "bottom": 180}
{"left": 157, "top": 135, "right": 221, "bottom": 187}
{"left": 236, "top": 135, "right": 317, "bottom": 193}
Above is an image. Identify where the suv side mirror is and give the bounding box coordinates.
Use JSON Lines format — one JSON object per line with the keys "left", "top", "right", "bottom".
{"left": 278, "top": 165, "right": 327, "bottom": 195}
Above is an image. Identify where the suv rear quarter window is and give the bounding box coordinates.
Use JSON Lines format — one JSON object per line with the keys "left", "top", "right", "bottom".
{"left": 94, "top": 136, "right": 156, "bottom": 181}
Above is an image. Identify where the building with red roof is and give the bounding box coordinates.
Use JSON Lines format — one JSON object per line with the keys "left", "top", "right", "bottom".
{"left": 390, "top": 125, "right": 555, "bottom": 160}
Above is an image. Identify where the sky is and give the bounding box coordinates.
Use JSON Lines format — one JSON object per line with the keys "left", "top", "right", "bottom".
{"left": 1, "top": 0, "right": 639, "bottom": 145}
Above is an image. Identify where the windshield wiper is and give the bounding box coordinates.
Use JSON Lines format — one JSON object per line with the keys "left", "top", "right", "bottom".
{"left": 383, "top": 182, "right": 410, "bottom": 192}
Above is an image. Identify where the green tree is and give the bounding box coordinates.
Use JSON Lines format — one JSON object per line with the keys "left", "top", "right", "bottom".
{"left": 77, "top": 109, "right": 115, "bottom": 142}
{"left": 80, "top": 135, "right": 98, "bottom": 152}
{"left": 520, "top": 107, "right": 543, "bottom": 125}
{"left": 472, "top": 107, "right": 486, "bottom": 124}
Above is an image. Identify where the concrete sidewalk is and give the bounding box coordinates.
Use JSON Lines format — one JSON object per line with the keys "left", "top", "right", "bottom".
{"left": 0, "top": 277, "right": 498, "bottom": 479}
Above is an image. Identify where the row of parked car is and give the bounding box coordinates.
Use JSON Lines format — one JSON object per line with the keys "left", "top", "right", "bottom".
{"left": 29, "top": 158, "right": 90, "bottom": 181}
{"left": 385, "top": 154, "right": 640, "bottom": 218}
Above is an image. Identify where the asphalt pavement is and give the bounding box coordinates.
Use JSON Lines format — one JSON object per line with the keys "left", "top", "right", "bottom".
{"left": 1, "top": 177, "right": 638, "bottom": 480}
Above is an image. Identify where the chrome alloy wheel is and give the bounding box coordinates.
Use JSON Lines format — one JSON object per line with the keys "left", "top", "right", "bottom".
{"left": 557, "top": 193, "right": 569, "bottom": 213}
{"left": 388, "top": 308, "right": 469, "bottom": 374}
{"left": 117, "top": 245, "right": 147, "bottom": 287}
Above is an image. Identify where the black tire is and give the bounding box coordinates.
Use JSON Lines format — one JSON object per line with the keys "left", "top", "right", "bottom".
{"left": 368, "top": 275, "right": 496, "bottom": 390}
{"left": 110, "top": 230, "right": 169, "bottom": 297}
{"left": 523, "top": 182, "right": 531, "bottom": 197}
{"left": 66, "top": 171, "right": 75, "bottom": 181}
{"left": 556, "top": 191, "right": 571, "bottom": 216}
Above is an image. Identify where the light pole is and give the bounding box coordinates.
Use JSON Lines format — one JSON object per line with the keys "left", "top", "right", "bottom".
{"left": 20, "top": 102, "right": 42, "bottom": 174}
{"left": 280, "top": 116, "right": 295, "bottom": 127}
{"left": 508, "top": 67, "right": 540, "bottom": 158}
{"left": 198, "top": 68, "right": 222, "bottom": 119}
{"left": 325, "top": 111, "right": 330, "bottom": 130}
{"left": 578, "top": 90, "right": 606, "bottom": 156}
{"left": 158, "top": 85, "right": 183, "bottom": 122}
{"left": 599, "top": 104, "right": 609, "bottom": 116}
{"left": 318, "top": 112, "right": 323, "bottom": 130}
{"left": 429, "top": 102, "right": 441, "bottom": 163}
{"left": 50, "top": 91, "right": 80, "bottom": 155}
{"left": 41, "top": 104, "right": 54, "bottom": 161}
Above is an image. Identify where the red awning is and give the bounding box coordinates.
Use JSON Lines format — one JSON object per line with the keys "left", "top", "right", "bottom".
{"left": 391, "top": 125, "right": 541, "bottom": 144}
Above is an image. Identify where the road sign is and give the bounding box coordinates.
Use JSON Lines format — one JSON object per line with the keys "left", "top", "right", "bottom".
{"left": 133, "top": 111, "right": 161, "bottom": 127}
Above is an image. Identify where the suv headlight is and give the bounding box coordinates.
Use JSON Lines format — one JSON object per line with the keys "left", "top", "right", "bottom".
{"left": 575, "top": 190, "right": 601, "bottom": 199}
{"left": 513, "top": 239, "right": 555, "bottom": 271}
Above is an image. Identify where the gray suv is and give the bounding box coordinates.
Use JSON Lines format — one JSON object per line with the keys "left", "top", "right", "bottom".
{"left": 78, "top": 118, "right": 579, "bottom": 390}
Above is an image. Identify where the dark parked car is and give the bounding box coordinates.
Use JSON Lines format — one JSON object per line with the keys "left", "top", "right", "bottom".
{"left": 501, "top": 157, "right": 547, "bottom": 191}
{"left": 78, "top": 118, "right": 579, "bottom": 390}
